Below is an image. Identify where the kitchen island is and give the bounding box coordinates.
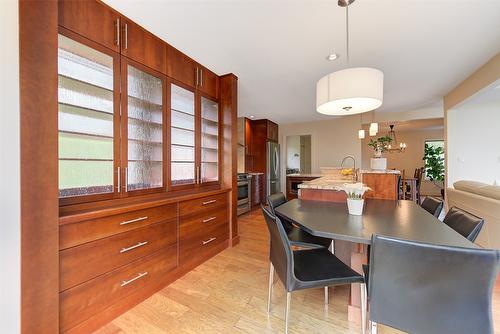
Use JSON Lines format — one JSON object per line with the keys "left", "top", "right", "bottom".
{"left": 298, "top": 168, "right": 400, "bottom": 202}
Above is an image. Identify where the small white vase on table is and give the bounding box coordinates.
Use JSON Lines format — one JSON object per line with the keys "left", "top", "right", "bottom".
{"left": 341, "top": 183, "right": 371, "bottom": 216}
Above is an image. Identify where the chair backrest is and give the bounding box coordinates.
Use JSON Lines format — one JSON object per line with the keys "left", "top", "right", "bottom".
{"left": 261, "top": 204, "right": 294, "bottom": 290}
{"left": 267, "top": 193, "right": 294, "bottom": 231}
{"left": 443, "top": 206, "right": 485, "bottom": 242}
{"left": 369, "top": 234, "right": 500, "bottom": 334}
{"left": 421, "top": 196, "right": 444, "bottom": 217}
{"left": 267, "top": 192, "right": 287, "bottom": 215}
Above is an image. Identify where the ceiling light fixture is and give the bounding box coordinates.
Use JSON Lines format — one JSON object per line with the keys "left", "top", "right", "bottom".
{"left": 316, "top": 0, "right": 384, "bottom": 116}
{"left": 386, "top": 124, "right": 406, "bottom": 152}
{"left": 327, "top": 53, "right": 339, "bottom": 61}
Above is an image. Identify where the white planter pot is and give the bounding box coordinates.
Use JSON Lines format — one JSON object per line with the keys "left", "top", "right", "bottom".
{"left": 370, "top": 157, "right": 387, "bottom": 170}
{"left": 347, "top": 198, "right": 364, "bottom": 216}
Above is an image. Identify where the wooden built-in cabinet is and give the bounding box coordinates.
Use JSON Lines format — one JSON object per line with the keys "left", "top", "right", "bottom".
{"left": 54, "top": 0, "right": 237, "bottom": 333}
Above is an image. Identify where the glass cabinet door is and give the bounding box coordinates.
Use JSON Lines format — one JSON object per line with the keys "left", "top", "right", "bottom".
{"left": 200, "top": 96, "right": 219, "bottom": 183}
{"left": 57, "top": 33, "right": 118, "bottom": 200}
{"left": 123, "top": 62, "right": 165, "bottom": 193}
{"left": 170, "top": 83, "right": 196, "bottom": 186}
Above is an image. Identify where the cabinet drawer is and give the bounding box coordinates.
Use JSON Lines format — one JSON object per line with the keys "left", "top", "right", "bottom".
{"left": 179, "top": 193, "right": 227, "bottom": 217}
{"left": 60, "top": 245, "right": 176, "bottom": 332}
{"left": 180, "top": 216, "right": 228, "bottom": 266}
{"left": 180, "top": 207, "right": 228, "bottom": 232}
{"left": 60, "top": 204, "right": 177, "bottom": 250}
{"left": 60, "top": 220, "right": 177, "bottom": 291}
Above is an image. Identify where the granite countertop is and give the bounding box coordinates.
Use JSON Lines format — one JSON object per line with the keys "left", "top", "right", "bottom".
{"left": 360, "top": 169, "right": 401, "bottom": 174}
{"left": 298, "top": 176, "right": 355, "bottom": 190}
{"left": 286, "top": 173, "right": 323, "bottom": 178}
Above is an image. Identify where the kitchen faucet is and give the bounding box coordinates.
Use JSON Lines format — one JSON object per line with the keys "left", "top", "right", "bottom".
{"left": 341, "top": 155, "right": 358, "bottom": 182}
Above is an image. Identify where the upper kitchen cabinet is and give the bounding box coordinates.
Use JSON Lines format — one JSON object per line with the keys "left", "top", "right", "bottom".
{"left": 267, "top": 120, "right": 279, "bottom": 142}
{"left": 58, "top": 0, "right": 121, "bottom": 52}
{"left": 166, "top": 45, "right": 197, "bottom": 88}
{"left": 120, "top": 19, "right": 167, "bottom": 74}
{"left": 197, "top": 65, "right": 219, "bottom": 99}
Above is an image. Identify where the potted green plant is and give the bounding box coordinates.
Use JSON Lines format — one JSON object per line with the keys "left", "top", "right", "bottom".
{"left": 367, "top": 136, "right": 392, "bottom": 170}
{"left": 341, "top": 183, "right": 371, "bottom": 215}
{"left": 423, "top": 143, "right": 445, "bottom": 190}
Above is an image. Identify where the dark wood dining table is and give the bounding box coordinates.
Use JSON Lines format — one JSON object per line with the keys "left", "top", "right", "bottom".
{"left": 274, "top": 198, "right": 476, "bottom": 248}
{"left": 274, "top": 198, "right": 477, "bottom": 323}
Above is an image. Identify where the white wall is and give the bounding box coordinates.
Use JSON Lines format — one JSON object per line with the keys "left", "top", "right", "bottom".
{"left": 279, "top": 116, "right": 361, "bottom": 190}
{"left": 448, "top": 101, "right": 500, "bottom": 186}
{"left": 0, "top": 0, "right": 20, "bottom": 332}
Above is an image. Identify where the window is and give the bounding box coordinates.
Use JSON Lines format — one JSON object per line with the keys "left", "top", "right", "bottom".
{"left": 424, "top": 140, "right": 445, "bottom": 180}
{"left": 58, "top": 34, "right": 116, "bottom": 198}
{"left": 170, "top": 84, "right": 196, "bottom": 186}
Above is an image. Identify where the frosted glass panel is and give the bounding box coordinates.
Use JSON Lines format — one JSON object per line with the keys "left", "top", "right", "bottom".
{"left": 172, "top": 110, "right": 195, "bottom": 131}
{"left": 127, "top": 161, "right": 163, "bottom": 191}
{"left": 171, "top": 84, "right": 194, "bottom": 115}
{"left": 171, "top": 163, "right": 195, "bottom": 185}
{"left": 201, "top": 163, "right": 218, "bottom": 183}
{"left": 171, "top": 127, "right": 195, "bottom": 147}
{"left": 170, "top": 83, "right": 195, "bottom": 186}
{"left": 58, "top": 34, "right": 115, "bottom": 198}
{"left": 127, "top": 65, "right": 163, "bottom": 191}
{"left": 172, "top": 145, "right": 194, "bottom": 162}
{"left": 201, "top": 148, "right": 218, "bottom": 163}
{"left": 201, "top": 97, "right": 219, "bottom": 182}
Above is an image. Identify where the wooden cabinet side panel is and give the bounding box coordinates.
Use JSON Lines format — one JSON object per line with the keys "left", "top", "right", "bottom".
{"left": 362, "top": 174, "right": 398, "bottom": 200}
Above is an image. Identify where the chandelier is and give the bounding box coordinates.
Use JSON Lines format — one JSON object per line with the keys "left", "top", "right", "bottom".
{"left": 386, "top": 125, "right": 406, "bottom": 152}
{"left": 316, "top": 0, "right": 384, "bottom": 116}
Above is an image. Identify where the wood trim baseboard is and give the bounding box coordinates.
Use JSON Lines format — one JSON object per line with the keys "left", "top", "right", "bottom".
{"left": 231, "top": 235, "right": 240, "bottom": 247}
{"left": 19, "top": 1, "right": 59, "bottom": 333}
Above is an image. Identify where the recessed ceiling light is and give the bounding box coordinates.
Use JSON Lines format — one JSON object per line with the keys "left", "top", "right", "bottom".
{"left": 327, "top": 54, "right": 339, "bottom": 61}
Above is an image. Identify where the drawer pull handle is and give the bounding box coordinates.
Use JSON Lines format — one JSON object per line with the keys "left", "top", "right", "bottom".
{"left": 202, "top": 216, "right": 216, "bottom": 223}
{"left": 202, "top": 200, "right": 216, "bottom": 205}
{"left": 202, "top": 237, "right": 216, "bottom": 245}
{"left": 120, "top": 271, "right": 148, "bottom": 287}
{"left": 120, "top": 241, "right": 148, "bottom": 253}
{"left": 120, "top": 216, "right": 148, "bottom": 225}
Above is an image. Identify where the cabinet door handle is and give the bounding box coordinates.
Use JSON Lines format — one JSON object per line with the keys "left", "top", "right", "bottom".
{"left": 195, "top": 67, "right": 199, "bottom": 86}
{"left": 116, "top": 167, "right": 121, "bottom": 191}
{"left": 120, "top": 216, "right": 148, "bottom": 226}
{"left": 196, "top": 166, "right": 200, "bottom": 184}
{"left": 202, "top": 199, "right": 216, "bottom": 206}
{"left": 115, "top": 18, "right": 120, "bottom": 46}
{"left": 120, "top": 241, "right": 148, "bottom": 253}
{"left": 120, "top": 271, "right": 148, "bottom": 287}
{"left": 124, "top": 166, "right": 128, "bottom": 192}
{"left": 202, "top": 237, "right": 216, "bottom": 245}
{"left": 124, "top": 22, "right": 128, "bottom": 50}
{"left": 200, "top": 68, "right": 203, "bottom": 87}
{"left": 202, "top": 216, "right": 216, "bottom": 223}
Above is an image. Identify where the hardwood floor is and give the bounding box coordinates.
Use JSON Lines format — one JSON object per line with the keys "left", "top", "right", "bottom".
{"left": 96, "top": 208, "right": 500, "bottom": 334}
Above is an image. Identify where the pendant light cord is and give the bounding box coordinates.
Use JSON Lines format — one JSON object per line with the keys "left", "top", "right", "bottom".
{"left": 346, "top": 4, "right": 349, "bottom": 63}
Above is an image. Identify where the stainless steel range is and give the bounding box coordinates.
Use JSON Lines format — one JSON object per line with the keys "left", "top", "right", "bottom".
{"left": 237, "top": 173, "right": 252, "bottom": 215}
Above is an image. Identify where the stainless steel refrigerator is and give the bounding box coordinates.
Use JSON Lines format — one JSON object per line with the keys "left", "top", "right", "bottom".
{"left": 266, "top": 141, "right": 280, "bottom": 196}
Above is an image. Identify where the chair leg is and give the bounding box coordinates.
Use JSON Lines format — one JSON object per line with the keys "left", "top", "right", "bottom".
{"left": 370, "top": 321, "right": 378, "bottom": 334}
{"left": 360, "top": 283, "right": 367, "bottom": 334}
{"left": 285, "top": 292, "right": 291, "bottom": 334}
{"left": 324, "top": 286, "right": 329, "bottom": 304}
{"left": 267, "top": 262, "right": 274, "bottom": 314}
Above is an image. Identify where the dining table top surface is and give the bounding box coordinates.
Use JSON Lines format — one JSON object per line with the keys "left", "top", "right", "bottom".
{"left": 275, "top": 199, "right": 477, "bottom": 248}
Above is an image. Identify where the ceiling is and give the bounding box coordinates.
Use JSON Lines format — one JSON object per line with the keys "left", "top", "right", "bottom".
{"left": 104, "top": 0, "right": 500, "bottom": 124}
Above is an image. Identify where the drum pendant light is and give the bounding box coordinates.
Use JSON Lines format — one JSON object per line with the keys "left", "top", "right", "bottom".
{"left": 316, "top": 0, "right": 383, "bottom": 116}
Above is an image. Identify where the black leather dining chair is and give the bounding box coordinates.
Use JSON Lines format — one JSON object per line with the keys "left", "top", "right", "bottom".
{"left": 420, "top": 196, "right": 444, "bottom": 217}
{"left": 443, "top": 206, "right": 485, "bottom": 242}
{"left": 261, "top": 204, "right": 366, "bottom": 334}
{"left": 267, "top": 193, "right": 331, "bottom": 249}
{"left": 368, "top": 234, "right": 500, "bottom": 334}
